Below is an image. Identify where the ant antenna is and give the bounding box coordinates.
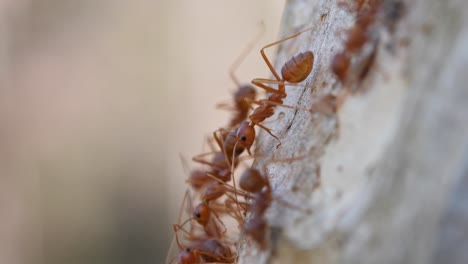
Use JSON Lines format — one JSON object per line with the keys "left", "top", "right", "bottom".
{"left": 229, "top": 22, "right": 266, "bottom": 87}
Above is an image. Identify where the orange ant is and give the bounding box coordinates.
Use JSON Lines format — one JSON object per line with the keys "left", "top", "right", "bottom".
{"left": 238, "top": 166, "right": 313, "bottom": 249}
{"left": 170, "top": 225, "right": 236, "bottom": 264}
{"left": 331, "top": 0, "right": 381, "bottom": 85}
{"left": 236, "top": 167, "right": 273, "bottom": 249}
{"left": 187, "top": 124, "right": 255, "bottom": 226}
{"left": 234, "top": 25, "right": 320, "bottom": 150}
{"left": 167, "top": 191, "right": 237, "bottom": 264}
{"left": 227, "top": 150, "right": 314, "bottom": 249}
{"left": 190, "top": 175, "right": 255, "bottom": 236}
{"left": 179, "top": 156, "right": 239, "bottom": 238}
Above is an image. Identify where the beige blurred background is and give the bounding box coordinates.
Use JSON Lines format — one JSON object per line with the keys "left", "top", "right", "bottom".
{"left": 0, "top": 0, "right": 284, "bottom": 263}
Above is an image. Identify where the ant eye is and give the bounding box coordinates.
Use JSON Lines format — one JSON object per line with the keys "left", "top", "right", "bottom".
{"left": 241, "top": 136, "right": 247, "bottom": 142}
{"left": 186, "top": 248, "right": 191, "bottom": 252}
{"left": 195, "top": 213, "right": 201, "bottom": 218}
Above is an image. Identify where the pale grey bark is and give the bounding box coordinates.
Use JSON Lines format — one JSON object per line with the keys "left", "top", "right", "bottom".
{"left": 239, "top": 0, "right": 468, "bottom": 263}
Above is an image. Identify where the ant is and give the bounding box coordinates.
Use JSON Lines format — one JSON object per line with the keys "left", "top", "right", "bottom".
{"left": 167, "top": 191, "right": 237, "bottom": 263}
{"left": 239, "top": 166, "right": 307, "bottom": 249}
{"left": 189, "top": 125, "right": 250, "bottom": 189}
{"left": 169, "top": 226, "right": 236, "bottom": 264}
{"left": 238, "top": 168, "right": 272, "bottom": 249}
{"left": 238, "top": 165, "right": 313, "bottom": 249}
{"left": 189, "top": 173, "right": 256, "bottom": 236}
{"left": 234, "top": 25, "right": 320, "bottom": 150}
{"left": 332, "top": 0, "right": 382, "bottom": 85}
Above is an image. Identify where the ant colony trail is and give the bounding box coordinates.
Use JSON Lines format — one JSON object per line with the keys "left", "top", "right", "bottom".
{"left": 167, "top": 0, "right": 388, "bottom": 263}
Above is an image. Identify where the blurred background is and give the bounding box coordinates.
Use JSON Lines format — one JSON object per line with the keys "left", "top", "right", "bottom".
{"left": 0, "top": 0, "right": 284, "bottom": 263}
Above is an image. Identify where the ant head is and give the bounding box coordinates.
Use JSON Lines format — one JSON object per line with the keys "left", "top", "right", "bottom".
{"left": 236, "top": 122, "right": 255, "bottom": 153}
{"left": 239, "top": 168, "right": 265, "bottom": 193}
{"left": 193, "top": 203, "right": 210, "bottom": 226}
{"left": 223, "top": 131, "right": 245, "bottom": 157}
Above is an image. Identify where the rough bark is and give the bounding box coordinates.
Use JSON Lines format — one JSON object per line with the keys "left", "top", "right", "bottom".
{"left": 238, "top": 0, "right": 468, "bottom": 263}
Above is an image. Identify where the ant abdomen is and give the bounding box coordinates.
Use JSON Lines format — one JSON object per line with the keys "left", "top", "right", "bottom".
{"left": 203, "top": 182, "right": 225, "bottom": 203}
{"left": 281, "top": 51, "right": 314, "bottom": 83}
{"left": 239, "top": 168, "right": 265, "bottom": 193}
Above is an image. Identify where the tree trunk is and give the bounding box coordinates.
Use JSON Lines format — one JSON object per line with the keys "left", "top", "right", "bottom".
{"left": 239, "top": 0, "right": 468, "bottom": 263}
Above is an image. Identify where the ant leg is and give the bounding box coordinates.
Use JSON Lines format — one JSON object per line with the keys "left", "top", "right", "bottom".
{"left": 192, "top": 151, "right": 225, "bottom": 170}
{"left": 253, "top": 77, "right": 310, "bottom": 88}
{"left": 251, "top": 78, "right": 285, "bottom": 94}
{"left": 260, "top": 25, "right": 320, "bottom": 81}
{"left": 172, "top": 224, "right": 186, "bottom": 251}
{"left": 173, "top": 222, "right": 194, "bottom": 237}
{"left": 215, "top": 101, "right": 236, "bottom": 111}
{"left": 224, "top": 197, "right": 248, "bottom": 224}
{"left": 225, "top": 193, "right": 251, "bottom": 210}
{"left": 193, "top": 130, "right": 235, "bottom": 173}
{"left": 205, "top": 134, "right": 218, "bottom": 153}
{"left": 209, "top": 209, "right": 228, "bottom": 237}
{"left": 205, "top": 173, "right": 252, "bottom": 198}
{"left": 230, "top": 22, "right": 265, "bottom": 86}
{"left": 255, "top": 122, "right": 282, "bottom": 148}
{"left": 179, "top": 153, "right": 192, "bottom": 177}
{"left": 228, "top": 140, "right": 245, "bottom": 220}
{"left": 178, "top": 190, "right": 194, "bottom": 226}
{"left": 244, "top": 97, "right": 313, "bottom": 113}
{"left": 260, "top": 163, "right": 312, "bottom": 214}
{"left": 213, "top": 128, "right": 233, "bottom": 164}
{"left": 213, "top": 129, "right": 244, "bottom": 218}
{"left": 273, "top": 197, "right": 313, "bottom": 214}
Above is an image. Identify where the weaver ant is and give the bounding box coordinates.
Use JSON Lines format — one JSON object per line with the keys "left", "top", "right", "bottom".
{"left": 167, "top": 191, "right": 237, "bottom": 264}
{"left": 332, "top": 0, "right": 382, "bottom": 85}
{"left": 238, "top": 164, "right": 313, "bottom": 249}
{"left": 235, "top": 25, "right": 319, "bottom": 150}
{"left": 189, "top": 126, "right": 249, "bottom": 189}
{"left": 169, "top": 227, "right": 236, "bottom": 264}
